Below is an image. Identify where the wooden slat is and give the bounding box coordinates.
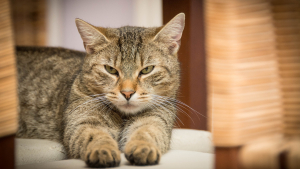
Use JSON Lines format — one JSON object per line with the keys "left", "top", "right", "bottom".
{"left": 272, "top": 0, "right": 300, "bottom": 138}
{"left": 208, "top": 0, "right": 300, "bottom": 168}
{"left": 0, "top": 1, "right": 16, "bottom": 169}
{"left": 0, "top": 0, "right": 18, "bottom": 138}
{"left": 206, "top": 0, "right": 283, "bottom": 148}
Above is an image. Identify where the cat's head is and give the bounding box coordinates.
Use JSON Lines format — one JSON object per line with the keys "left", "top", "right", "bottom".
{"left": 75, "top": 13, "right": 185, "bottom": 115}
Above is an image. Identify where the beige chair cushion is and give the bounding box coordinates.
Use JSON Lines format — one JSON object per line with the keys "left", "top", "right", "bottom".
{"left": 16, "top": 129, "right": 214, "bottom": 168}
{"left": 18, "top": 150, "right": 214, "bottom": 169}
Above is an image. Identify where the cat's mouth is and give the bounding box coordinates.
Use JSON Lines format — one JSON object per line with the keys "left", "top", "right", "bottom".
{"left": 122, "top": 103, "right": 135, "bottom": 108}
{"left": 123, "top": 102, "right": 135, "bottom": 108}
{"left": 117, "top": 102, "right": 142, "bottom": 114}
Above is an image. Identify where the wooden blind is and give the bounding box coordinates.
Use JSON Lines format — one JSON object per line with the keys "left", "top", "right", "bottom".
{"left": 272, "top": 0, "right": 300, "bottom": 138}
{"left": 273, "top": 1, "right": 300, "bottom": 169}
{"left": 0, "top": 0, "right": 18, "bottom": 138}
{"left": 206, "top": 0, "right": 283, "bottom": 147}
{"left": 206, "top": 0, "right": 300, "bottom": 168}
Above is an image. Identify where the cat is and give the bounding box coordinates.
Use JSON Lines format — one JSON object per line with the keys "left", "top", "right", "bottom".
{"left": 16, "top": 13, "right": 185, "bottom": 167}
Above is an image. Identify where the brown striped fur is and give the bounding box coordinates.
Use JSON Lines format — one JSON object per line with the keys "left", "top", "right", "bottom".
{"left": 16, "top": 13, "right": 185, "bottom": 167}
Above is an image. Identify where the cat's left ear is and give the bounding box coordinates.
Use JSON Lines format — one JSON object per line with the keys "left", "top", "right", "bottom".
{"left": 153, "top": 13, "right": 185, "bottom": 55}
{"left": 75, "top": 18, "right": 109, "bottom": 54}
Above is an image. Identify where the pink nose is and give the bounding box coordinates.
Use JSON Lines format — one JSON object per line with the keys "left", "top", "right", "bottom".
{"left": 121, "top": 90, "right": 135, "bottom": 100}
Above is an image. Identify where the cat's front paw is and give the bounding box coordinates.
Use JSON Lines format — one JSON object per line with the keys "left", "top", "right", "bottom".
{"left": 85, "top": 144, "right": 121, "bottom": 168}
{"left": 124, "top": 140, "right": 161, "bottom": 166}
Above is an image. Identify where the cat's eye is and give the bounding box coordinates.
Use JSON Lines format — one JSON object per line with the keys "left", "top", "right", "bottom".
{"left": 105, "top": 65, "right": 118, "bottom": 75}
{"left": 140, "top": 66, "right": 154, "bottom": 75}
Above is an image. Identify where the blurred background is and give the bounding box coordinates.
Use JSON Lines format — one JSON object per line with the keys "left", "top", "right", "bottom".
{"left": 11, "top": 0, "right": 207, "bottom": 130}
{"left": 12, "top": 0, "right": 163, "bottom": 50}
{"left": 2, "top": 0, "right": 300, "bottom": 168}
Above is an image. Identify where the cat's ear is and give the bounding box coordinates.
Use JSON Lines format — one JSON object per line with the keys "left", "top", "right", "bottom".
{"left": 75, "top": 19, "right": 109, "bottom": 54}
{"left": 153, "top": 13, "right": 185, "bottom": 55}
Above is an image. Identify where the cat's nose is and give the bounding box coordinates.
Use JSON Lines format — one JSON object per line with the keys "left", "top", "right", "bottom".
{"left": 121, "top": 90, "right": 135, "bottom": 101}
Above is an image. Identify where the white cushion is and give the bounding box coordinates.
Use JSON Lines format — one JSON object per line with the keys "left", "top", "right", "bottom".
{"left": 16, "top": 129, "right": 214, "bottom": 167}
{"left": 170, "top": 129, "right": 213, "bottom": 153}
{"left": 16, "top": 139, "right": 67, "bottom": 166}
{"left": 17, "top": 150, "right": 214, "bottom": 169}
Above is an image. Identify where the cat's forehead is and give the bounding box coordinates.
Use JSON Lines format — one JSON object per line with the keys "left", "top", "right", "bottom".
{"left": 117, "top": 26, "right": 145, "bottom": 59}
{"left": 115, "top": 27, "right": 151, "bottom": 74}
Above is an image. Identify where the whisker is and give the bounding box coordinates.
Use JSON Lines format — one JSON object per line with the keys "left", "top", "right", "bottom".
{"left": 152, "top": 94, "right": 207, "bottom": 118}
{"left": 68, "top": 94, "right": 109, "bottom": 117}
{"left": 150, "top": 99, "right": 184, "bottom": 126}
{"left": 145, "top": 101, "right": 181, "bottom": 128}
{"left": 154, "top": 97, "right": 196, "bottom": 124}
{"left": 85, "top": 98, "right": 109, "bottom": 114}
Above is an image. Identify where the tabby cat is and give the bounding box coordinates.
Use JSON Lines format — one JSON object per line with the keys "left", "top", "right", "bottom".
{"left": 16, "top": 13, "right": 185, "bottom": 167}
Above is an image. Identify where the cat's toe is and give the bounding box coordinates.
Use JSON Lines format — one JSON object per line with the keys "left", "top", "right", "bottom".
{"left": 85, "top": 145, "right": 121, "bottom": 168}
{"left": 125, "top": 140, "right": 161, "bottom": 166}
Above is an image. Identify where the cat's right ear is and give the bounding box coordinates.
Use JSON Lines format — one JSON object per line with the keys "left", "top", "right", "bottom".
{"left": 75, "top": 19, "right": 109, "bottom": 54}
{"left": 153, "top": 13, "right": 185, "bottom": 55}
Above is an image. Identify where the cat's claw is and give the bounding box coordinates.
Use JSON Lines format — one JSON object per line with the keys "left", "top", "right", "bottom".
{"left": 85, "top": 144, "right": 121, "bottom": 168}
{"left": 124, "top": 140, "right": 161, "bottom": 166}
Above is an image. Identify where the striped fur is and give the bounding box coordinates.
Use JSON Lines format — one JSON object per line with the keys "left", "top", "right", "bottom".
{"left": 16, "top": 13, "right": 185, "bottom": 167}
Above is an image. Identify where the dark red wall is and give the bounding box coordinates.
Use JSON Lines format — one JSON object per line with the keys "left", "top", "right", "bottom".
{"left": 163, "top": 0, "right": 207, "bottom": 130}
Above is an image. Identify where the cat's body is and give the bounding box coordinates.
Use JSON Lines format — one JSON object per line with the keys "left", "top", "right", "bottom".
{"left": 16, "top": 14, "right": 185, "bottom": 167}
{"left": 16, "top": 47, "right": 85, "bottom": 141}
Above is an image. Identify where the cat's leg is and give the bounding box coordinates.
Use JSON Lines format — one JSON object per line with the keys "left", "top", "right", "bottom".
{"left": 63, "top": 105, "right": 122, "bottom": 168}
{"left": 121, "top": 114, "right": 173, "bottom": 166}
{"left": 71, "top": 126, "right": 120, "bottom": 167}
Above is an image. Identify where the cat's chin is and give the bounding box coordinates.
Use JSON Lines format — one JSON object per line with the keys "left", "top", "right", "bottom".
{"left": 117, "top": 104, "right": 143, "bottom": 115}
